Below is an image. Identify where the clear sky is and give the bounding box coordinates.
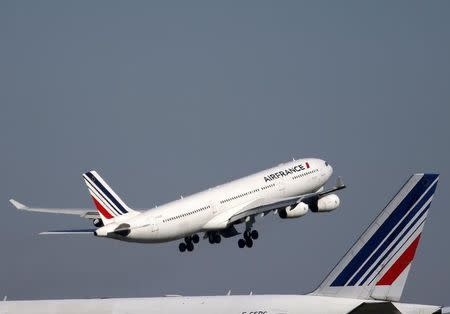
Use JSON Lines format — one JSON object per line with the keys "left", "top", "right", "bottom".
{"left": 1, "top": 0, "right": 450, "bottom": 307}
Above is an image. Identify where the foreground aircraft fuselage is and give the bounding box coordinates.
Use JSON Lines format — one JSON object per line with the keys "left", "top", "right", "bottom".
{"left": 0, "top": 295, "right": 441, "bottom": 314}
{"left": 11, "top": 158, "right": 344, "bottom": 251}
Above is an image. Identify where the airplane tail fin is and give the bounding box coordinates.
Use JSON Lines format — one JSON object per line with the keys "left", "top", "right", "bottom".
{"left": 311, "top": 173, "right": 439, "bottom": 302}
{"left": 82, "top": 170, "right": 136, "bottom": 222}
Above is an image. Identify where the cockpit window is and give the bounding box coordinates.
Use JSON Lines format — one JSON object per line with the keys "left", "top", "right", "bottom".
{"left": 325, "top": 161, "right": 329, "bottom": 166}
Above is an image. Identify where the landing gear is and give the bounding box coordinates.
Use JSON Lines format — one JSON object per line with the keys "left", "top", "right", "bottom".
{"left": 208, "top": 232, "right": 221, "bottom": 244}
{"left": 179, "top": 234, "right": 199, "bottom": 253}
{"left": 238, "top": 229, "right": 258, "bottom": 248}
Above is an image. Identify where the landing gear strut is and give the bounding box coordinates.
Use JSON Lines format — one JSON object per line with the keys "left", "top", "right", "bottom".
{"left": 178, "top": 234, "right": 199, "bottom": 253}
{"left": 238, "top": 229, "right": 258, "bottom": 248}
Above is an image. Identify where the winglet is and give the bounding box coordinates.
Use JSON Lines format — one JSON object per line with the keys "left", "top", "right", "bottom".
{"left": 336, "top": 176, "right": 345, "bottom": 188}
{"left": 9, "top": 199, "right": 28, "bottom": 210}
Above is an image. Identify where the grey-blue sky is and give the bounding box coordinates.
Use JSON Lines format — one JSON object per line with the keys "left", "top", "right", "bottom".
{"left": 1, "top": 0, "right": 449, "bottom": 306}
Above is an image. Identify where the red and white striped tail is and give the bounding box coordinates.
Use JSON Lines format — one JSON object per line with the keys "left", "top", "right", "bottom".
{"left": 82, "top": 171, "right": 136, "bottom": 222}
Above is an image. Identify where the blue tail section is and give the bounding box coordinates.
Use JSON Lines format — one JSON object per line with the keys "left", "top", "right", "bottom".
{"left": 312, "top": 173, "right": 439, "bottom": 301}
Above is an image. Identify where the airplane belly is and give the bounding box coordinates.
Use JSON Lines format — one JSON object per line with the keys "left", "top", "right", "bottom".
{"left": 154, "top": 218, "right": 206, "bottom": 242}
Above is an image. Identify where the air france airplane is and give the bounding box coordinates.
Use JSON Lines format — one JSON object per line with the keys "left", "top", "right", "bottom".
{"left": 10, "top": 158, "right": 344, "bottom": 252}
{"left": 2, "top": 173, "right": 444, "bottom": 313}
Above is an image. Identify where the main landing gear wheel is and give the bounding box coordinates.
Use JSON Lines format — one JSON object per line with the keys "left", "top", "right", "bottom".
{"left": 179, "top": 235, "right": 198, "bottom": 252}
{"left": 208, "top": 232, "right": 221, "bottom": 244}
{"left": 238, "top": 229, "right": 258, "bottom": 248}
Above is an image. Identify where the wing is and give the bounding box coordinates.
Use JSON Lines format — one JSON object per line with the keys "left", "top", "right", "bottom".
{"left": 40, "top": 229, "right": 97, "bottom": 235}
{"left": 228, "top": 177, "right": 346, "bottom": 225}
{"left": 9, "top": 199, "right": 99, "bottom": 219}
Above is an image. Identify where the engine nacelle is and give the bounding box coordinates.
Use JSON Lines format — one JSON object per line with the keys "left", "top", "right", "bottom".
{"left": 93, "top": 218, "right": 104, "bottom": 227}
{"left": 316, "top": 194, "right": 340, "bottom": 212}
{"left": 279, "top": 202, "right": 309, "bottom": 219}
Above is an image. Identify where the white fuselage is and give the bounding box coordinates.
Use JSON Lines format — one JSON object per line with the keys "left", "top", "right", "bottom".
{"left": 0, "top": 295, "right": 440, "bottom": 314}
{"left": 97, "top": 158, "right": 333, "bottom": 243}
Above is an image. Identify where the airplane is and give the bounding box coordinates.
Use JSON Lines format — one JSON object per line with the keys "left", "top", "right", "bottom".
{"left": 1, "top": 173, "right": 444, "bottom": 313}
{"left": 10, "top": 158, "right": 345, "bottom": 252}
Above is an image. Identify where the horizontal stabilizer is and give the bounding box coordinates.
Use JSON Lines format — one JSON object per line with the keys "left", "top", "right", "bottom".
{"left": 40, "top": 229, "right": 96, "bottom": 235}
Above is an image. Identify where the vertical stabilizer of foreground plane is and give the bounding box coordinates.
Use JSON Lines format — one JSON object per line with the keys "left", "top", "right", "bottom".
{"left": 82, "top": 170, "right": 137, "bottom": 222}
{"left": 311, "top": 173, "right": 439, "bottom": 302}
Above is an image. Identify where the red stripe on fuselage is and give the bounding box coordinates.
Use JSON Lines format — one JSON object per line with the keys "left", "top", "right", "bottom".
{"left": 376, "top": 234, "right": 421, "bottom": 286}
{"left": 91, "top": 196, "right": 113, "bottom": 219}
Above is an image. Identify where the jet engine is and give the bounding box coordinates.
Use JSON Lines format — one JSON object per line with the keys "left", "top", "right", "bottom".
{"left": 315, "top": 194, "right": 340, "bottom": 212}
{"left": 278, "top": 202, "right": 309, "bottom": 219}
{"left": 93, "top": 218, "right": 104, "bottom": 227}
